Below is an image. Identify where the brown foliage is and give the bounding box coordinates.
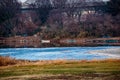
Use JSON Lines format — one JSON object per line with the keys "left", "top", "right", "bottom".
{"left": 0, "top": 56, "right": 17, "bottom": 66}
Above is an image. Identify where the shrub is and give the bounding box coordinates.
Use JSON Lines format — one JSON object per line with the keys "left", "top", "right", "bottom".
{"left": 0, "top": 56, "right": 17, "bottom": 66}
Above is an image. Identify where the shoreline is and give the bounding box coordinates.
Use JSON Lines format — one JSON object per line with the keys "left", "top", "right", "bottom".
{"left": 0, "top": 37, "right": 120, "bottom": 47}
{"left": 1, "top": 55, "right": 120, "bottom": 67}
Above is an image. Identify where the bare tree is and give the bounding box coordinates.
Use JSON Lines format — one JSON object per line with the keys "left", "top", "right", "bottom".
{"left": 107, "top": 0, "right": 120, "bottom": 16}
{"left": 0, "top": 0, "right": 21, "bottom": 37}
{"left": 34, "top": 0, "right": 52, "bottom": 25}
{"left": 0, "top": 0, "right": 21, "bottom": 24}
{"left": 52, "top": 0, "right": 66, "bottom": 8}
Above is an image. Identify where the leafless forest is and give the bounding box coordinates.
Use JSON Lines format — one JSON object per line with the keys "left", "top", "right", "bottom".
{"left": 0, "top": 0, "right": 120, "bottom": 39}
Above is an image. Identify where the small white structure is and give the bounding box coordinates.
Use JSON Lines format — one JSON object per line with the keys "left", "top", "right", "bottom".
{"left": 41, "top": 40, "right": 50, "bottom": 43}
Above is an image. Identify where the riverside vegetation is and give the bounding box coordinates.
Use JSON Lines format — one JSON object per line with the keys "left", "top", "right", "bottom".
{"left": 0, "top": 56, "right": 120, "bottom": 80}
{"left": 0, "top": 0, "right": 120, "bottom": 39}
{"left": 0, "top": 0, "right": 120, "bottom": 80}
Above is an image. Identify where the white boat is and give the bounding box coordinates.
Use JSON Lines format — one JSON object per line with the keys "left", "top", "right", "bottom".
{"left": 41, "top": 40, "right": 50, "bottom": 43}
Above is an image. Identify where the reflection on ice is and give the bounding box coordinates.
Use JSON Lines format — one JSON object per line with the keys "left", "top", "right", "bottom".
{"left": 89, "top": 47, "right": 120, "bottom": 58}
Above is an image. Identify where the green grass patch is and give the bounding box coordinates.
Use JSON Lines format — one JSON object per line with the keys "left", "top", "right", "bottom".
{"left": 0, "top": 60, "right": 120, "bottom": 78}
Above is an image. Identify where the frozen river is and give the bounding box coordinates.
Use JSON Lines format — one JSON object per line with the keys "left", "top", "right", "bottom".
{"left": 0, "top": 46, "right": 120, "bottom": 60}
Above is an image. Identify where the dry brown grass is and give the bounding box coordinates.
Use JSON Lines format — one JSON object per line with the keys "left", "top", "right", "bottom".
{"left": 0, "top": 56, "right": 17, "bottom": 66}
{"left": 0, "top": 55, "right": 120, "bottom": 67}
{"left": 32, "top": 59, "right": 120, "bottom": 66}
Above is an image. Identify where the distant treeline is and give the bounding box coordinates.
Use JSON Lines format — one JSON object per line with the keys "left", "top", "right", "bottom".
{"left": 0, "top": 0, "right": 120, "bottom": 39}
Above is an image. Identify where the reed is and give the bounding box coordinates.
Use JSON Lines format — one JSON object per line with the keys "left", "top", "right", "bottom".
{"left": 0, "top": 56, "right": 17, "bottom": 66}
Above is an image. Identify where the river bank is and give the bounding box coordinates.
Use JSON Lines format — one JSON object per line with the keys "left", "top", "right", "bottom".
{"left": 0, "top": 51, "right": 120, "bottom": 80}
{"left": 0, "top": 58, "right": 120, "bottom": 80}
{"left": 0, "top": 36, "right": 120, "bottom": 48}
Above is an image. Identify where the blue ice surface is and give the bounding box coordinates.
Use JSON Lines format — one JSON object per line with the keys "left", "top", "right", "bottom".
{"left": 0, "top": 46, "right": 120, "bottom": 61}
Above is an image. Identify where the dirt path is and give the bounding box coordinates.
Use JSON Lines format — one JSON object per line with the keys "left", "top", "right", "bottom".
{"left": 1, "top": 73, "right": 120, "bottom": 80}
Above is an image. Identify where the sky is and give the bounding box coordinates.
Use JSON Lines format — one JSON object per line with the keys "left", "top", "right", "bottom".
{"left": 19, "top": 0, "right": 109, "bottom": 3}
{"left": 20, "top": 0, "right": 27, "bottom": 3}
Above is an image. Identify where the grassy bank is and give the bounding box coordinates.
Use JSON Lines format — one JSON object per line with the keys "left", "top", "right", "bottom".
{"left": 0, "top": 56, "right": 31, "bottom": 66}
{"left": 0, "top": 59, "right": 120, "bottom": 80}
